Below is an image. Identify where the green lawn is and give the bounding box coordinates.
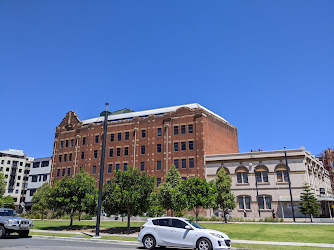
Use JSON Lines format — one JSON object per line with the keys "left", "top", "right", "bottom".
{"left": 32, "top": 220, "right": 334, "bottom": 244}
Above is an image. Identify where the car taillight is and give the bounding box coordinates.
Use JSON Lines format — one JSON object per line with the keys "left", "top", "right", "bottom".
{"left": 140, "top": 226, "right": 145, "bottom": 230}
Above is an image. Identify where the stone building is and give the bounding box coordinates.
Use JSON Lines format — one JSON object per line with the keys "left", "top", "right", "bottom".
{"left": 0, "top": 149, "right": 33, "bottom": 208}
{"left": 50, "top": 103, "right": 238, "bottom": 186}
{"left": 205, "top": 148, "right": 333, "bottom": 219}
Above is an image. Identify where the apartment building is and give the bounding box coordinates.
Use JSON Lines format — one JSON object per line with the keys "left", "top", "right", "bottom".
{"left": 25, "top": 157, "right": 52, "bottom": 209}
{"left": 205, "top": 148, "right": 333, "bottom": 218}
{"left": 50, "top": 103, "right": 239, "bottom": 186}
{"left": 0, "top": 149, "right": 33, "bottom": 208}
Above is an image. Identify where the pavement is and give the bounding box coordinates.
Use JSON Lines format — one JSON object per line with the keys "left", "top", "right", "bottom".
{"left": 30, "top": 229, "right": 334, "bottom": 248}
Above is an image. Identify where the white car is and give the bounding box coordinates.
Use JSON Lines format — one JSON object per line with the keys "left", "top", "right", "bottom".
{"left": 138, "top": 217, "right": 231, "bottom": 250}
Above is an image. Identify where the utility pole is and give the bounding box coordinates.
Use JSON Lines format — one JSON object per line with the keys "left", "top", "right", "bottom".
{"left": 284, "top": 147, "right": 296, "bottom": 222}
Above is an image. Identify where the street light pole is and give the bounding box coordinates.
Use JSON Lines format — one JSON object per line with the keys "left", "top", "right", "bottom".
{"left": 255, "top": 169, "right": 261, "bottom": 218}
{"left": 95, "top": 103, "right": 109, "bottom": 237}
{"left": 284, "top": 147, "right": 296, "bottom": 222}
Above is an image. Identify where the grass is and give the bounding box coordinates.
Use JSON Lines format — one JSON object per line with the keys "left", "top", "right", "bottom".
{"left": 232, "top": 243, "right": 327, "bottom": 250}
{"left": 32, "top": 220, "right": 334, "bottom": 244}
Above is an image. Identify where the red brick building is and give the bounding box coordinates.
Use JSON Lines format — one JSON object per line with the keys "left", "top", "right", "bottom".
{"left": 50, "top": 103, "right": 238, "bottom": 186}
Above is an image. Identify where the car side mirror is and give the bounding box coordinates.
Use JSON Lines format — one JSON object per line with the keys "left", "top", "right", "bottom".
{"left": 185, "top": 225, "right": 192, "bottom": 230}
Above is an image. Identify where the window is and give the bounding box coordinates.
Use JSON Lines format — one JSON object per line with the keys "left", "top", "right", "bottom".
{"left": 30, "top": 189, "right": 37, "bottom": 196}
{"left": 117, "top": 148, "right": 121, "bottom": 156}
{"left": 171, "top": 219, "right": 187, "bottom": 229}
{"left": 1, "top": 160, "right": 3, "bottom": 164}
{"left": 157, "top": 161, "right": 161, "bottom": 170}
{"left": 181, "top": 177, "right": 187, "bottom": 181}
{"left": 64, "top": 154, "right": 67, "bottom": 162}
{"left": 57, "top": 169, "right": 60, "bottom": 177}
{"left": 124, "top": 147, "right": 128, "bottom": 156}
{"left": 95, "top": 135, "right": 99, "bottom": 143}
{"left": 66, "top": 140, "right": 69, "bottom": 147}
{"left": 157, "top": 178, "right": 161, "bottom": 187}
{"left": 20, "top": 162, "right": 23, "bottom": 166}
{"left": 109, "top": 149, "right": 113, "bottom": 157}
{"left": 110, "top": 134, "right": 114, "bottom": 142}
{"left": 41, "top": 161, "right": 49, "bottom": 167}
{"left": 152, "top": 219, "right": 159, "bottom": 225}
{"left": 81, "top": 152, "right": 85, "bottom": 160}
{"left": 255, "top": 166, "right": 269, "bottom": 183}
{"left": 141, "top": 146, "right": 145, "bottom": 155}
{"left": 174, "top": 159, "right": 179, "bottom": 169}
{"left": 181, "top": 159, "right": 186, "bottom": 169}
{"left": 118, "top": 133, "right": 122, "bottom": 141}
{"left": 7, "top": 160, "right": 10, "bottom": 164}
{"left": 188, "top": 124, "right": 193, "bottom": 134}
{"left": 142, "top": 130, "right": 146, "bottom": 138}
{"left": 108, "top": 164, "right": 112, "bottom": 173}
{"left": 181, "top": 142, "right": 186, "bottom": 151}
{"left": 94, "top": 150, "right": 98, "bottom": 158}
{"left": 59, "top": 155, "right": 62, "bottom": 163}
{"left": 236, "top": 167, "right": 248, "bottom": 183}
{"left": 32, "top": 176, "right": 38, "bottom": 182}
{"left": 276, "top": 166, "right": 289, "bottom": 182}
{"left": 33, "top": 162, "right": 39, "bottom": 168}
{"left": 18, "top": 176, "right": 21, "bottom": 180}
{"left": 60, "top": 141, "right": 63, "bottom": 148}
{"left": 69, "top": 153, "right": 72, "bottom": 161}
{"left": 157, "top": 144, "right": 162, "bottom": 153}
{"left": 181, "top": 125, "right": 186, "bottom": 134}
{"left": 174, "top": 126, "right": 179, "bottom": 135}
{"left": 157, "top": 128, "right": 162, "bottom": 137}
{"left": 125, "top": 132, "right": 129, "bottom": 140}
{"left": 174, "top": 142, "right": 179, "bottom": 152}
{"left": 82, "top": 137, "right": 86, "bottom": 145}
{"left": 106, "top": 180, "right": 111, "bottom": 184}
{"left": 43, "top": 175, "right": 47, "bottom": 181}
{"left": 116, "top": 164, "right": 120, "bottom": 171}
{"left": 258, "top": 195, "right": 271, "bottom": 209}
{"left": 189, "top": 158, "right": 194, "bottom": 168}
{"left": 189, "top": 141, "right": 194, "bottom": 150}
{"left": 238, "top": 196, "right": 251, "bottom": 209}
{"left": 67, "top": 168, "right": 71, "bottom": 176}
{"left": 140, "top": 162, "right": 145, "bottom": 171}
{"left": 70, "top": 139, "right": 74, "bottom": 147}
{"left": 123, "top": 163, "right": 128, "bottom": 171}
{"left": 62, "top": 168, "right": 65, "bottom": 176}
{"left": 92, "top": 166, "right": 96, "bottom": 174}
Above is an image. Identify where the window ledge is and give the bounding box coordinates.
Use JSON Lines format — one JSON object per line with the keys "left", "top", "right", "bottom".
{"left": 277, "top": 182, "right": 289, "bottom": 185}
{"left": 238, "top": 209, "right": 252, "bottom": 212}
{"left": 257, "top": 182, "right": 270, "bottom": 185}
{"left": 236, "top": 183, "right": 250, "bottom": 186}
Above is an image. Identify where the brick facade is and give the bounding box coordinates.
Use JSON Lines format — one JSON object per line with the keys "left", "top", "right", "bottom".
{"left": 50, "top": 104, "right": 238, "bottom": 187}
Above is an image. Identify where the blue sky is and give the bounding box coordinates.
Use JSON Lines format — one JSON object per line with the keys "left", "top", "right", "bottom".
{"left": 1, "top": 1, "right": 333, "bottom": 158}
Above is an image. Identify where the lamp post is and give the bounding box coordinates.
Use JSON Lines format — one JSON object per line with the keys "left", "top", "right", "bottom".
{"left": 255, "top": 169, "right": 261, "bottom": 218}
{"left": 95, "top": 103, "right": 109, "bottom": 237}
{"left": 284, "top": 147, "right": 296, "bottom": 222}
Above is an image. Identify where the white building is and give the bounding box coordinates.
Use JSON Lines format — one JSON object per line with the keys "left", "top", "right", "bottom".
{"left": 205, "top": 147, "right": 334, "bottom": 219}
{"left": 0, "top": 149, "right": 34, "bottom": 208}
{"left": 25, "top": 157, "right": 52, "bottom": 209}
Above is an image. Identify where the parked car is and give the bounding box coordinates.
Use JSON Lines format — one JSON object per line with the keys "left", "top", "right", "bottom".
{"left": 138, "top": 217, "right": 231, "bottom": 250}
{"left": 0, "top": 208, "right": 33, "bottom": 238}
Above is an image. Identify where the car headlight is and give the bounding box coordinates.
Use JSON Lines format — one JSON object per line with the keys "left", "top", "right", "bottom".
{"left": 210, "top": 233, "right": 224, "bottom": 238}
{"left": 8, "top": 220, "right": 19, "bottom": 224}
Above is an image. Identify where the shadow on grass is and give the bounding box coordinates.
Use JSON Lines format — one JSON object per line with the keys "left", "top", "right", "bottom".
{"left": 41, "top": 225, "right": 140, "bottom": 234}
{"left": 40, "top": 225, "right": 96, "bottom": 231}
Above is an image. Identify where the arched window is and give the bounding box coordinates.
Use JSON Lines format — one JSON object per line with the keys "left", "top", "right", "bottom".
{"left": 275, "top": 165, "right": 288, "bottom": 182}
{"left": 258, "top": 195, "right": 271, "bottom": 209}
{"left": 238, "top": 195, "right": 251, "bottom": 209}
{"left": 235, "top": 166, "right": 248, "bottom": 184}
{"left": 255, "top": 165, "right": 269, "bottom": 183}
{"left": 216, "top": 167, "right": 230, "bottom": 175}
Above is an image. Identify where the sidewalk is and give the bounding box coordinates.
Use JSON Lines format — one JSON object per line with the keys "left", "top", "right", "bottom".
{"left": 30, "top": 230, "right": 334, "bottom": 248}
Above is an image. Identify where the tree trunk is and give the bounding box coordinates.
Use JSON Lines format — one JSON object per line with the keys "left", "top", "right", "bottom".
{"left": 127, "top": 207, "right": 131, "bottom": 233}
{"left": 310, "top": 214, "right": 313, "bottom": 223}
{"left": 79, "top": 212, "right": 81, "bottom": 221}
{"left": 41, "top": 209, "right": 44, "bottom": 221}
{"left": 195, "top": 208, "right": 199, "bottom": 223}
{"left": 70, "top": 209, "right": 74, "bottom": 229}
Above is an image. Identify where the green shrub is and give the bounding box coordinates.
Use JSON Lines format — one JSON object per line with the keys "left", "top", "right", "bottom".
{"left": 81, "top": 214, "right": 92, "bottom": 220}
{"left": 197, "top": 215, "right": 208, "bottom": 221}
{"left": 34, "top": 213, "right": 41, "bottom": 219}
{"left": 185, "top": 215, "right": 195, "bottom": 221}
{"left": 279, "top": 218, "right": 284, "bottom": 222}
{"left": 209, "top": 215, "right": 218, "bottom": 221}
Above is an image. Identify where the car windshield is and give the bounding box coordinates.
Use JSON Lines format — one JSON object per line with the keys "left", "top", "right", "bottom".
{"left": 0, "top": 209, "right": 16, "bottom": 216}
{"left": 185, "top": 220, "right": 205, "bottom": 229}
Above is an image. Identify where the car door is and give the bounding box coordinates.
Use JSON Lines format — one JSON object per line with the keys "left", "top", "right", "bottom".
{"left": 154, "top": 218, "right": 173, "bottom": 246}
{"left": 168, "top": 219, "right": 196, "bottom": 248}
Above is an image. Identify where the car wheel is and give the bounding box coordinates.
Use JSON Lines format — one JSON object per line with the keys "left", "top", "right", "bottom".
{"left": 18, "top": 230, "right": 29, "bottom": 238}
{"left": 0, "top": 226, "right": 6, "bottom": 239}
{"left": 197, "top": 238, "right": 212, "bottom": 250}
{"left": 143, "top": 235, "right": 156, "bottom": 249}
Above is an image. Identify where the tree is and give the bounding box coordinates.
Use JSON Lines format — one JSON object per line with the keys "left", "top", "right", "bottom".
{"left": 298, "top": 183, "right": 321, "bottom": 222}
{"left": 51, "top": 171, "right": 98, "bottom": 227}
{"left": 158, "top": 165, "right": 186, "bottom": 216}
{"left": 32, "top": 182, "right": 52, "bottom": 220}
{"left": 103, "top": 167, "right": 154, "bottom": 232}
{"left": 0, "top": 172, "right": 5, "bottom": 198}
{"left": 215, "top": 168, "right": 236, "bottom": 214}
{"left": 181, "top": 177, "right": 217, "bottom": 222}
{"left": 1, "top": 196, "right": 15, "bottom": 209}
{"left": 146, "top": 192, "right": 165, "bottom": 217}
